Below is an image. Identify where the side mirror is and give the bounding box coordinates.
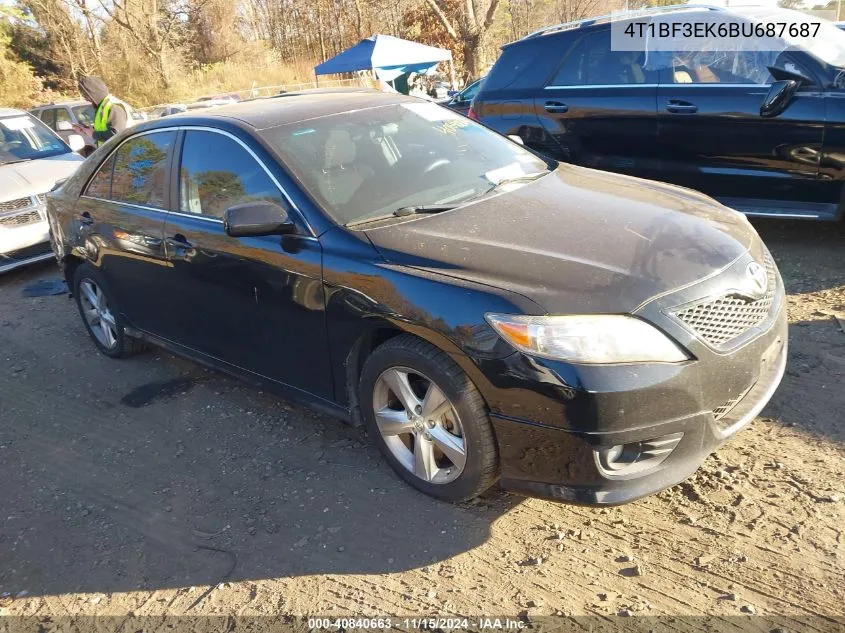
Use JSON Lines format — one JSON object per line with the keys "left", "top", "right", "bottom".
{"left": 760, "top": 79, "right": 799, "bottom": 118}
{"left": 56, "top": 120, "right": 73, "bottom": 132}
{"left": 224, "top": 201, "right": 297, "bottom": 238}
{"left": 67, "top": 134, "right": 86, "bottom": 153}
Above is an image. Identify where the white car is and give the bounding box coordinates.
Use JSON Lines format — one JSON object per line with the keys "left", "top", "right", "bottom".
{"left": 30, "top": 100, "right": 98, "bottom": 157}
{"left": 1, "top": 108, "right": 85, "bottom": 273}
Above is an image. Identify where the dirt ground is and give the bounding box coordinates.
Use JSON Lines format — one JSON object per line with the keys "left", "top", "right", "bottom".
{"left": 0, "top": 218, "right": 843, "bottom": 631}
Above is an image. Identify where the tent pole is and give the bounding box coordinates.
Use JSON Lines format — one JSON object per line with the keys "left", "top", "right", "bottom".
{"left": 315, "top": 71, "right": 319, "bottom": 88}
{"left": 448, "top": 58, "right": 457, "bottom": 90}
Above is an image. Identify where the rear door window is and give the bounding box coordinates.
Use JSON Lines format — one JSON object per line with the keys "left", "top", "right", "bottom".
{"left": 110, "top": 131, "right": 175, "bottom": 208}
{"left": 550, "top": 30, "right": 655, "bottom": 86}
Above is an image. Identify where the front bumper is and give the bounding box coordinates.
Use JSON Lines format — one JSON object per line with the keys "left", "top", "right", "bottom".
{"left": 480, "top": 251, "right": 788, "bottom": 505}
{"left": 493, "top": 328, "right": 786, "bottom": 505}
{"left": 1, "top": 203, "right": 52, "bottom": 273}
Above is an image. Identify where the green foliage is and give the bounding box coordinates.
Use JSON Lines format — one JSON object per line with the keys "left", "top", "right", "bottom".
{"left": 0, "top": 4, "right": 42, "bottom": 108}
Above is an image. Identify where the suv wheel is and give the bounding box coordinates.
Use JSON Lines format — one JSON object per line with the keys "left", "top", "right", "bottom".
{"left": 73, "top": 263, "right": 143, "bottom": 358}
{"left": 359, "top": 335, "right": 498, "bottom": 502}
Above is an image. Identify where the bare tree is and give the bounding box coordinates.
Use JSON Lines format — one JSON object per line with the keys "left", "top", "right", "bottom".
{"left": 421, "top": 0, "right": 502, "bottom": 78}
{"left": 94, "top": 0, "right": 196, "bottom": 88}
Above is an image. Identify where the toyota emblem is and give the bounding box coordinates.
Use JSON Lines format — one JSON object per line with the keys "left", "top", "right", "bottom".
{"left": 746, "top": 261, "right": 768, "bottom": 298}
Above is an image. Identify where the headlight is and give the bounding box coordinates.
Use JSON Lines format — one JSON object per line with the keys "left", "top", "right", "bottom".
{"left": 484, "top": 314, "right": 690, "bottom": 364}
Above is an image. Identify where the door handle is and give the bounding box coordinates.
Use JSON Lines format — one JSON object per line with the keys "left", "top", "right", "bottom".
{"left": 79, "top": 211, "right": 93, "bottom": 226}
{"left": 166, "top": 234, "right": 193, "bottom": 249}
{"left": 666, "top": 100, "right": 698, "bottom": 114}
{"left": 544, "top": 101, "right": 569, "bottom": 114}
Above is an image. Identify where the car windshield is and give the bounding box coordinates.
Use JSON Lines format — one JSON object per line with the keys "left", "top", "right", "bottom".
{"left": 73, "top": 105, "right": 95, "bottom": 126}
{"left": 263, "top": 101, "right": 551, "bottom": 226}
{"left": 0, "top": 114, "right": 71, "bottom": 164}
{"left": 459, "top": 79, "right": 483, "bottom": 101}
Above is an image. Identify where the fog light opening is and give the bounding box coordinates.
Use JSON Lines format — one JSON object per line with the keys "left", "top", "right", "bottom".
{"left": 594, "top": 432, "right": 684, "bottom": 480}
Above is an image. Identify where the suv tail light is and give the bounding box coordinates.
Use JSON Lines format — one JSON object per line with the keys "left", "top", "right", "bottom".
{"left": 467, "top": 103, "right": 479, "bottom": 121}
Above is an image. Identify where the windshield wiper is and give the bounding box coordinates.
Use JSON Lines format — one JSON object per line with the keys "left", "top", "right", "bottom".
{"left": 482, "top": 171, "right": 548, "bottom": 195}
{"left": 345, "top": 204, "right": 458, "bottom": 228}
{"left": 393, "top": 204, "right": 458, "bottom": 217}
{"left": 2, "top": 158, "right": 33, "bottom": 166}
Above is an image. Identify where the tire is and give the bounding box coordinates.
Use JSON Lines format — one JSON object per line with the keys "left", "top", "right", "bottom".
{"left": 359, "top": 334, "right": 499, "bottom": 502}
{"left": 72, "top": 262, "right": 144, "bottom": 359}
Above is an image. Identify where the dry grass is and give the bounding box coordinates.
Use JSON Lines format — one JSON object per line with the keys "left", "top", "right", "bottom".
{"left": 32, "top": 54, "right": 374, "bottom": 113}
{"left": 163, "top": 56, "right": 320, "bottom": 103}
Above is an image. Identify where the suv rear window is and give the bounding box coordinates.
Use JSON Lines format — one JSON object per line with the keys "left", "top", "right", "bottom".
{"left": 550, "top": 29, "right": 655, "bottom": 86}
{"left": 482, "top": 39, "right": 546, "bottom": 91}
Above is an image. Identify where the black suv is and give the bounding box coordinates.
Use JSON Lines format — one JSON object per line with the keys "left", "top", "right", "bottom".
{"left": 472, "top": 5, "right": 845, "bottom": 221}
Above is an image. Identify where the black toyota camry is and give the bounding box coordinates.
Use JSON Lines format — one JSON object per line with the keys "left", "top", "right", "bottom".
{"left": 47, "top": 91, "right": 787, "bottom": 505}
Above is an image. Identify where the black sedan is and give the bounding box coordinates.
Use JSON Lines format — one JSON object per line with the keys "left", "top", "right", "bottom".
{"left": 47, "top": 92, "right": 787, "bottom": 505}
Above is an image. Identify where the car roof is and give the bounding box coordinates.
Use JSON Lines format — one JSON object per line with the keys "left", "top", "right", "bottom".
{"left": 146, "top": 89, "right": 414, "bottom": 131}
{"left": 513, "top": 3, "right": 726, "bottom": 43}
{"left": 0, "top": 108, "right": 29, "bottom": 118}
{"left": 32, "top": 100, "right": 89, "bottom": 109}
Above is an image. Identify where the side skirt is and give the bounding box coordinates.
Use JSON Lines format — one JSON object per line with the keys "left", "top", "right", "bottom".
{"left": 124, "top": 325, "right": 351, "bottom": 423}
{"left": 718, "top": 197, "right": 840, "bottom": 221}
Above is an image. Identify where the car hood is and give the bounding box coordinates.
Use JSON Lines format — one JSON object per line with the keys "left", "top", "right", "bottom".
{"left": 363, "top": 165, "right": 761, "bottom": 314}
{"left": 0, "top": 153, "right": 84, "bottom": 202}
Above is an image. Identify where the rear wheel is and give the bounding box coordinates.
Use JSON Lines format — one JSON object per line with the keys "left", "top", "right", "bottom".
{"left": 359, "top": 335, "right": 498, "bottom": 502}
{"left": 73, "top": 263, "right": 143, "bottom": 358}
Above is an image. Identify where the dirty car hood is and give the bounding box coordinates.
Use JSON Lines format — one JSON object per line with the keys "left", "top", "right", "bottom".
{"left": 363, "top": 165, "right": 761, "bottom": 314}
{"left": 0, "top": 153, "right": 84, "bottom": 202}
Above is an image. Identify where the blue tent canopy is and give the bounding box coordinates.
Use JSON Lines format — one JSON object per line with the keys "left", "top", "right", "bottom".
{"left": 314, "top": 35, "right": 452, "bottom": 81}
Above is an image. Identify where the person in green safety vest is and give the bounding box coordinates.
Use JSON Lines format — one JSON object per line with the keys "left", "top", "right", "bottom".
{"left": 77, "top": 76, "right": 132, "bottom": 146}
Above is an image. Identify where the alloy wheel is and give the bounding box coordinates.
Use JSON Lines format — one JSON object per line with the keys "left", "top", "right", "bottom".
{"left": 372, "top": 366, "right": 467, "bottom": 484}
{"left": 79, "top": 279, "right": 119, "bottom": 350}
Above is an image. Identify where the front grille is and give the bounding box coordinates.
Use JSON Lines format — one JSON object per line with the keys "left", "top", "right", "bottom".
{"left": 673, "top": 251, "right": 777, "bottom": 349}
{"left": 710, "top": 335, "right": 785, "bottom": 437}
{"left": 0, "top": 209, "right": 41, "bottom": 228}
{"left": 0, "top": 196, "right": 33, "bottom": 213}
{"left": 712, "top": 383, "right": 754, "bottom": 428}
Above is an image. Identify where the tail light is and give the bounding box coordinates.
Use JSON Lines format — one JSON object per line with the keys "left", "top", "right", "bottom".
{"left": 467, "top": 103, "right": 479, "bottom": 121}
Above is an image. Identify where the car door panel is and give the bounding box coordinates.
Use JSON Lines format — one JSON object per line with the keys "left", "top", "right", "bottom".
{"left": 818, "top": 91, "right": 845, "bottom": 217}
{"left": 534, "top": 28, "right": 660, "bottom": 181}
{"left": 657, "top": 84, "right": 827, "bottom": 212}
{"left": 536, "top": 86, "right": 660, "bottom": 179}
{"left": 159, "top": 129, "right": 332, "bottom": 400}
{"left": 656, "top": 49, "right": 829, "bottom": 218}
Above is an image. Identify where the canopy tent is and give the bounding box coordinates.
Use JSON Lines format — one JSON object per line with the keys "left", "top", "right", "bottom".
{"left": 314, "top": 34, "right": 452, "bottom": 82}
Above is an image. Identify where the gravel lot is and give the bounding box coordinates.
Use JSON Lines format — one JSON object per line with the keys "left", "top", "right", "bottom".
{"left": 0, "top": 219, "right": 843, "bottom": 630}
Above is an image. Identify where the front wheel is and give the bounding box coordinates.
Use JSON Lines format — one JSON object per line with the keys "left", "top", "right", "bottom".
{"left": 359, "top": 335, "right": 499, "bottom": 502}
